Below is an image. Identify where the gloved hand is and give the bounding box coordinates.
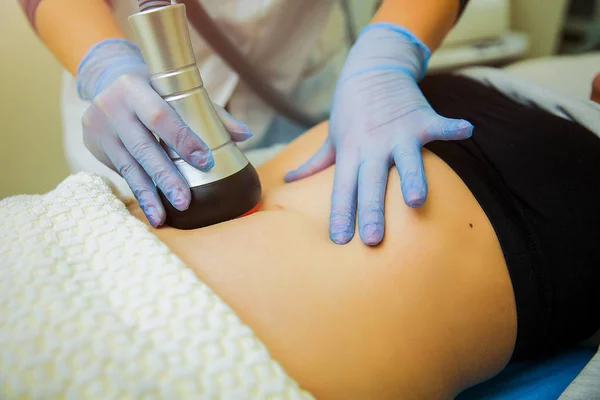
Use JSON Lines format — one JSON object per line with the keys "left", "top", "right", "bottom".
{"left": 285, "top": 23, "right": 473, "bottom": 246}
{"left": 77, "top": 38, "right": 253, "bottom": 227}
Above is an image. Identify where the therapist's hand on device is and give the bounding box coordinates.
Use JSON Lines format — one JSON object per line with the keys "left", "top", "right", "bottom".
{"left": 77, "top": 38, "right": 253, "bottom": 227}
{"left": 285, "top": 23, "right": 474, "bottom": 246}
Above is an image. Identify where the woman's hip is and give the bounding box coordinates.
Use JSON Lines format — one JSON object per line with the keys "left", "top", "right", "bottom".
{"left": 421, "top": 74, "right": 600, "bottom": 360}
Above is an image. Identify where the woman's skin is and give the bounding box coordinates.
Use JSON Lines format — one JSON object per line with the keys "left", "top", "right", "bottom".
{"left": 129, "top": 122, "right": 518, "bottom": 399}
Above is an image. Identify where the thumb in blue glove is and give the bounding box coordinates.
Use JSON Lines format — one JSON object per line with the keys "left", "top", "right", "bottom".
{"left": 285, "top": 23, "right": 473, "bottom": 246}
{"left": 78, "top": 38, "right": 253, "bottom": 227}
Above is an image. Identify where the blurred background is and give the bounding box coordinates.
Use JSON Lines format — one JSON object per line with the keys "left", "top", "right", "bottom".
{"left": 0, "top": 0, "right": 598, "bottom": 198}
{"left": 1, "top": 0, "right": 67, "bottom": 198}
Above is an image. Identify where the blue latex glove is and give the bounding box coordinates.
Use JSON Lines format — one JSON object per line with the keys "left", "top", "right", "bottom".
{"left": 285, "top": 23, "right": 474, "bottom": 246}
{"left": 77, "top": 38, "right": 253, "bottom": 227}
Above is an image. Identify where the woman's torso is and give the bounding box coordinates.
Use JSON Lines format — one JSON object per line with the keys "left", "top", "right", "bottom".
{"left": 133, "top": 84, "right": 600, "bottom": 396}
{"left": 131, "top": 124, "right": 519, "bottom": 399}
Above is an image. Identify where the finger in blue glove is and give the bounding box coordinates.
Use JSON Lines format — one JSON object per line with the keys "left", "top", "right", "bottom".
{"left": 286, "top": 23, "right": 473, "bottom": 246}
{"left": 78, "top": 39, "right": 252, "bottom": 226}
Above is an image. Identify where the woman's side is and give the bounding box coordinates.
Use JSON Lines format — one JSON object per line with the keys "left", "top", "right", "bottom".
{"left": 129, "top": 122, "right": 517, "bottom": 399}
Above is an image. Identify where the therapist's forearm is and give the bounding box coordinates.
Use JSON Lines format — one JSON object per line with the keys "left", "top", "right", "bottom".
{"left": 23, "top": 0, "right": 125, "bottom": 75}
{"left": 371, "top": 0, "right": 465, "bottom": 51}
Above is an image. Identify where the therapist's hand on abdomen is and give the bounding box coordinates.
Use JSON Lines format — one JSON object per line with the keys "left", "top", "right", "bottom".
{"left": 77, "top": 38, "right": 253, "bottom": 227}
{"left": 285, "top": 23, "right": 474, "bottom": 246}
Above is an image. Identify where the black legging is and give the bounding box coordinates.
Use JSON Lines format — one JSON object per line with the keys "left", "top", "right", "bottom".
{"left": 421, "top": 74, "right": 600, "bottom": 361}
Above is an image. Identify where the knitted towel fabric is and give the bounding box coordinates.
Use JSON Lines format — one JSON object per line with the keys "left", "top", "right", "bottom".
{"left": 0, "top": 172, "right": 312, "bottom": 400}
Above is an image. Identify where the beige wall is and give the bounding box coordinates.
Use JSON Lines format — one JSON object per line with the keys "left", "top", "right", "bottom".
{"left": 511, "top": 0, "right": 570, "bottom": 58}
{"left": 0, "top": 1, "right": 68, "bottom": 199}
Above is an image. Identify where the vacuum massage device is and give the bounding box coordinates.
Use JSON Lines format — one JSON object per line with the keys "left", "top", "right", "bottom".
{"left": 128, "top": 0, "right": 261, "bottom": 229}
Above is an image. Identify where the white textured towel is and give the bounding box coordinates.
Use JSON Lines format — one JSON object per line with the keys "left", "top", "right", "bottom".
{"left": 0, "top": 173, "right": 312, "bottom": 399}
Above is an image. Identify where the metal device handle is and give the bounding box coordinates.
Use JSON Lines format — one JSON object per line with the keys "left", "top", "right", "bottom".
{"left": 129, "top": 4, "right": 249, "bottom": 188}
{"left": 129, "top": 2, "right": 262, "bottom": 229}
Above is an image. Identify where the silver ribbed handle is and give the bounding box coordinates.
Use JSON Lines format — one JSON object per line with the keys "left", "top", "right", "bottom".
{"left": 128, "top": 4, "right": 231, "bottom": 150}
{"left": 128, "top": 3, "right": 248, "bottom": 188}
